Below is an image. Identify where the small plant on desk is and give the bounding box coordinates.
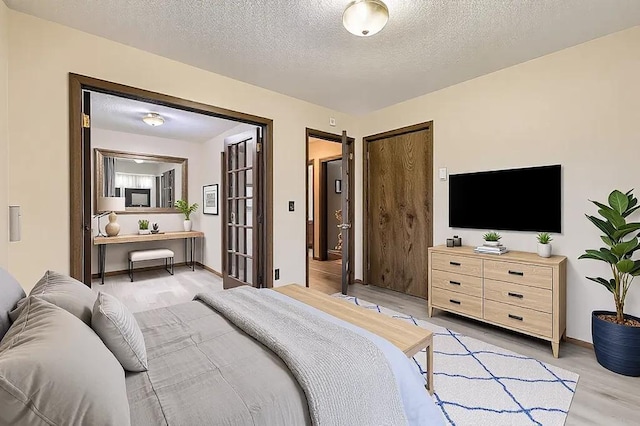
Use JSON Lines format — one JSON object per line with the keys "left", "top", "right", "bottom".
{"left": 138, "top": 219, "right": 150, "bottom": 235}
{"left": 151, "top": 223, "right": 160, "bottom": 234}
{"left": 482, "top": 231, "right": 502, "bottom": 246}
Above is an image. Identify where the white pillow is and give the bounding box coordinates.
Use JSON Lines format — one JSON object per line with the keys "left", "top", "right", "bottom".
{"left": 92, "top": 292, "right": 148, "bottom": 372}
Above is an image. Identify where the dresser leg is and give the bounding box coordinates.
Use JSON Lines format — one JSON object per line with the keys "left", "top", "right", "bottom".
{"left": 551, "top": 341, "right": 560, "bottom": 358}
{"left": 428, "top": 304, "right": 433, "bottom": 318}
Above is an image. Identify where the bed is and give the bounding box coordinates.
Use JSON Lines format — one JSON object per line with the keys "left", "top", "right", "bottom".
{"left": 0, "top": 269, "right": 444, "bottom": 426}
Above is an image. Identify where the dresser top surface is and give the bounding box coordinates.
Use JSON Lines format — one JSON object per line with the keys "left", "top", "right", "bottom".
{"left": 430, "top": 245, "right": 566, "bottom": 265}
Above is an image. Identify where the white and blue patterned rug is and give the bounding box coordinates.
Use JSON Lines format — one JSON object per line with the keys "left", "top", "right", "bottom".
{"left": 336, "top": 295, "right": 579, "bottom": 426}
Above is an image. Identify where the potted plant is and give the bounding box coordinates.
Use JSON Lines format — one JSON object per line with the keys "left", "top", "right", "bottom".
{"left": 536, "top": 232, "right": 553, "bottom": 258}
{"left": 151, "top": 223, "right": 160, "bottom": 234}
{"left": 579, "top": 189, "right": 640, "bottom": 376}
{"left": 138, "top": 219, "right": 150, "bottom": 235}
{"left": 175, "top": 200, "right": 199, "bottom": 231}
{"left": 482, "top": 231, "right": 502, "bottom": 246}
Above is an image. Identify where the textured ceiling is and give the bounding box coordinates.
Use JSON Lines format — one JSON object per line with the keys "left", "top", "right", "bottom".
{"left": 90, "top": 92, "right": 239, "bottom": 143}
{"left": 7, "top": 1, "right": 640, "bottom": 114}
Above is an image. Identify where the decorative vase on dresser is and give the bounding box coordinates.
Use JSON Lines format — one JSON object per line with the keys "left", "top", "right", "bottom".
{"left": 183, "top": 220, "right": 192, "bottom": 232}
{"left": 104, "top": 212, "right": 121, "bottom": 237}
{"left": 428, "top": 245, "right": 567, "bottom": 357}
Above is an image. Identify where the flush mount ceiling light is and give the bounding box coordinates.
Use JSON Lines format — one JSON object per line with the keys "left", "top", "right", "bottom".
{"left": 142, "top": 112, "right": 165, "bottom": 127}
{"left": 342, "top": 0, "right": 389, "bottom": 37}
{"left": 134, "top": 159, "right": 145, "bottom": 164}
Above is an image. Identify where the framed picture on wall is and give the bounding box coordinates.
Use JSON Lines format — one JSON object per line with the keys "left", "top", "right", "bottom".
{"left": 335, "top": 179, "right": 342, "bottom": 194}
{"left": 203, "top": 184, "right": 219, "bottom": 215}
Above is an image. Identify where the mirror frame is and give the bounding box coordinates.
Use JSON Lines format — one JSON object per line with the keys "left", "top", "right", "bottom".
{"left": 94, "top": 148, "right": 188, "bottom": 214}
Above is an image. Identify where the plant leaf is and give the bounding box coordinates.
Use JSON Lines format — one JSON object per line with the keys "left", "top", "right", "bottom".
{"left": 617, "top": 259, "right": 635, "bottom": 274}
{"left": 586, "top": 215, "right": 616, "bottom": 240}
{"left": 623, "top": 205, "right": 640, "bottom": 218}
{"left": 579, "top": 249, "right": 618, "bottom": 264}
{"left": 609, "top": 190, "right": 629, "bottom": 214}
{"left": 586, "top": 276, "right": 616, "bottom": 293}
{"left": 630, "top": 261, "right": 640, "bottom": 276}
{"left": 591, "top": 200, "right": 613, "bottom": 212}
{"left": 613, "top": 223, "right": 640, "bottom": 240}
{"left": 612, "top": 238, "right": 638, "bottom": 258}
{"left": 598, "top": 208, "right": 625, "bottom": 228}
{"left": 600, "top": 236, "right": 615, "bottom": 247}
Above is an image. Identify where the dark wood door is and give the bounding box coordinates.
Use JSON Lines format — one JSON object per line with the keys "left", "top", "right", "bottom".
{"left": 223, "top": 128, "right": 261, "bottom": 289}
{"left": 367, "top": 126, "right": 433, "bottom": 298}
{"left": 340, "top": 131, "right": 352, "bottom": 295}
{"left": 82, "top": 90, "right": 92, "bottom": 285}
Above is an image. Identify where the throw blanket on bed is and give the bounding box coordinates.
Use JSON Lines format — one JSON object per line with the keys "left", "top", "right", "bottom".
{"left": 195, "top": 287, "right": 408, "bottom": 426}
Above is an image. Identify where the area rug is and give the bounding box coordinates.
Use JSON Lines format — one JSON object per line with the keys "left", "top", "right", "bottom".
{"left": 335, "top": 295, "right": 579, "bottom": 426}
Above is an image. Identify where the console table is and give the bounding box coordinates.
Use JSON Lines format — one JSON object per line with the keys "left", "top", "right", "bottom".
{"left": 94, "top": 231, "right": 204, "bottom": 284}
{"left": 428, "top": 245, "right": 567, "bottom": 357}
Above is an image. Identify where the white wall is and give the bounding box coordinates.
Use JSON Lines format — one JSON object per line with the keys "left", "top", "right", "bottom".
{"left": 7, "top": 10, "right": 356, "bottom": 292}
{"left": 91, "top": 128, "right": 201, "bottom": 273}
{"left": 0, "top": 1, "right": 8, "bottom": 267}
{"left": 357, "top": 26, "right": 640, "bottom": 343}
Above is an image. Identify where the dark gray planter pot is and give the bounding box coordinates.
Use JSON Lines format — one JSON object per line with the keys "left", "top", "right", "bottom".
{"left": 592, "top": 310, "right": 640, "bottom": 377}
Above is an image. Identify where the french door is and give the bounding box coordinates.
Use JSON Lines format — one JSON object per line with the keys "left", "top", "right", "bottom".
{"left": 340, "top": 131, "right": 352, "bottom": 295}
{"left": 223, "top": 127, "right": 263, "bottom": 289}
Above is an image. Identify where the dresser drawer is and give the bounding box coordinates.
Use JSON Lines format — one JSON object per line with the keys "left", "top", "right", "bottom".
{"left": 432, "top": 288, "right": 482, "bottom": 318}
{"left": 432, "top": 253, "right": 482, "bottom": 277}
{"left": 484, "top": 300, "right": 552, "bottom": 338}
{"left": 484, "top": 279, "right": 552, "bottom": 313}
{"left": 432, "top": 270, "right": 482, "bottom": 298}
{"left": 484, "top": 260, "right": 552, "bottom": 289}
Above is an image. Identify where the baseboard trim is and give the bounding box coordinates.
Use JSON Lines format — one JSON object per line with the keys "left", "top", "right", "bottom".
{"left": 92, "top": 262, "right": 223, "bottom": 279}
{"left": 565, "top": 336, "right": 593, "bottom": 349}
{"left": 353, "top": 279, "right": 365, "bottom": 285}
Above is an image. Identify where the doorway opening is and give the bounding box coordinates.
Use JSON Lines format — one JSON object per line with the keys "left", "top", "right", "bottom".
{"left": 305, "top": 128, "right": 354, "bottom": 295}
{"left": 69, "top": 74, "right": 273, "bottom": 289}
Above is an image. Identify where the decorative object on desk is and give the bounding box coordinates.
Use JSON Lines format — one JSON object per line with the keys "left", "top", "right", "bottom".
{"left": 334, "top": 179, "right": 342, "bottom": 194}
{"left": 446, "top": 238, "right": 454, "bottom": 247}
{"left": 151, "top": 223, "right": 160, "bottom": 234}
{"left": 202, "top": 184, "right": 219, "bottom": 215}
{"left": 536, "top": 232, "right": 553, "bottom": 258}
{"left": 453, "top": 235, "right": 462, "bottom": 247}
{"left": 97, "top": 196, "right": 125, "bottom": 237}
{"left": 175, "top": 199, "right": 199, "bottom": 231}
{"left": 482, "top": 231, "right": 502, "bottom": 246}
{"left": 138, "top": 219, "right": 150, "bottom": 235}
{"left": 579, "top": 189, "right": 640, "bottom": 376}
{"left": 474, "top": 245, "right": 508, "bottom": 255}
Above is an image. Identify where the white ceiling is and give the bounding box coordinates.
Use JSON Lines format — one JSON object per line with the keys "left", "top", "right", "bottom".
{"left": 90, "top": 92, "right": 239, "bottom": 143}
{"left": 7, "top": 1, "right": 640, "bottom": 114}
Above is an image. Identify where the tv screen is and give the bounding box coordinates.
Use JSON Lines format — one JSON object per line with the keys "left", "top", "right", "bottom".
{"left": 449, "top": 165, "right": 561, "bottom": 233}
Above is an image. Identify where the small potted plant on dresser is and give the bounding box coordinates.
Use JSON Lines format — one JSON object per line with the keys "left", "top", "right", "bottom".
{"left": 138, "top": 220, "right": 150, "bottom": 235}
{"left": 175, "top": 200, "right": 199, "bottom": 232}
{"left": 482, "top": 231, "right": 502, "bottom": 246}
{"left": 537, "top": 233, "right": 553, "bottom": 258}
{"left": 579, "top": 189, "right": 640, "bottom": 376}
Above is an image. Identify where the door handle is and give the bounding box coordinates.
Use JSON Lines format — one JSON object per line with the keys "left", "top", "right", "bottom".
{"left": 339, "top": 223, "right": 352, "bottom": 230}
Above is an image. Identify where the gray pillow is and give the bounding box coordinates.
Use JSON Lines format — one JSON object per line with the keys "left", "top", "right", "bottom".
{"left": 92, "top": 292, "right": 148, "bottom": 372}
{"left": 10, "top": 270, "right": 95, "bottom": 324}
{"left": 0, "top": 297, "right": 131, "bottom": 426}
{"left": 0, "top": 268, "right": 25, "bottom": 342}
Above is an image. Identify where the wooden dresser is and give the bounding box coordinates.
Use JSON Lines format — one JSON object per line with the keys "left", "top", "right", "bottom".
{"left": 427, "top": 245, "right": 567, "bottom": 357}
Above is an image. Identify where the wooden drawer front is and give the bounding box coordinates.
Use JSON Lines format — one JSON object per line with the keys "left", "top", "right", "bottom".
{"left": 432, "top": 288, "right": 482, "bottom": 318}
{"left": 484, "top": 260, "right": 552, "bottom": 289}
{"left": 484, "top": 300, "right": 552, "bottom": 338}
{"left": 432, "top": 270, "right": 482, "bottom": 298}
{"left": 484, "top": 279, "right": 552, "bottom": 313}
{"left": 432, "top": 253, "right": 482, "bottom": 277}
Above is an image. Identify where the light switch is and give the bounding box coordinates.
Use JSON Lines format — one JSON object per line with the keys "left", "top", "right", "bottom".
{"left": 439, "top": 168, "right": 448, "bottom": 181}
{"left": 329, "top": 117, "right": 336, "bottom": 127}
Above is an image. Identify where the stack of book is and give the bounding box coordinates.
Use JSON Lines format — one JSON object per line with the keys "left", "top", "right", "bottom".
{"left": 474, "top": 244, "right": 508, "bottom": 255}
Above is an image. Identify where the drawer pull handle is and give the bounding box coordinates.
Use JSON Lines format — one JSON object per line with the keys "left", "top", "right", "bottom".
{"left": 508, "top": 314, "right": 523, "bottom": 321}
{"left": 450, "top": 261, "right": 461, "bottom": 266}
{"left": 508, "top": 270, "right": 524, "bottom": 276}
{"left": 449, "top": 280, "right": 461, "bottom": 286}
{"left": 508, "top": 292, "right": 524, "bottom": 299}
{"left": 449, "top": 299, "right": 461, "bottom": 305}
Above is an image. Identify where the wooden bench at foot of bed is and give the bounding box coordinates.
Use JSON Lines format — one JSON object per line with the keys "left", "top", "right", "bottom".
{"left": 274, "top": 284, "right": 434, "bottom": 395}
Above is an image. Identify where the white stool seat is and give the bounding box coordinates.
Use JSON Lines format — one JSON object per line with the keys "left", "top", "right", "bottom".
{"left": 129, "top": 249, "right": 174, "bottom": 262}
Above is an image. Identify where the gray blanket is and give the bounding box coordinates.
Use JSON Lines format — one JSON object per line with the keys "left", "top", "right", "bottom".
{"left": 196, "top": 287, "right": 408, "bottom": 426}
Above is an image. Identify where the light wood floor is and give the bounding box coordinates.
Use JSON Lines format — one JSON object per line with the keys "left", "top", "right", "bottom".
{"left": 308, "top": 255, "right": 342, "bottom": 294}
{"left": 95, "top": 269, "right": 637, "bottom": 425}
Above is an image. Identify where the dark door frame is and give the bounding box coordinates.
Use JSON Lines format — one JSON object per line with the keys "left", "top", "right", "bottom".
{"left": 319, "top": 154, "right": 343, "bottom": 261}
{"left": 362, "top": 121, "right": 434, "bottom": 287}
{"left": 305, "top": 128, "right": 354, "bottom": 288}
{"left": 69, "top": 73, "right": 274, "bottom": 288}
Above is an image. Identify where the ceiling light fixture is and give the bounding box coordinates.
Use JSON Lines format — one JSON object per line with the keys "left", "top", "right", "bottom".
{"left": 142, "top": 112, "right": 165, "bottom": 127}
{"left": 342, "top": 0, "right": 389, "bottom": 37}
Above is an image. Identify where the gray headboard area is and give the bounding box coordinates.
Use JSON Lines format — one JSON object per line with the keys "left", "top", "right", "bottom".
{"left": 0, "top": 268, "right": 26, "bottom": 341}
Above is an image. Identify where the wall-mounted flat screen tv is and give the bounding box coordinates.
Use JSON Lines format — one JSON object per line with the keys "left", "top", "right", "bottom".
{"left": 449, "top": 165, "right": 561, "bottom": 233}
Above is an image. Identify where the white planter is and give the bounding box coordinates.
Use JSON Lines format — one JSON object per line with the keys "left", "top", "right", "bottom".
{"left": 484, "top": 241, "right": 501, "bottom": 247}
{"left": 138, "top": 229, "right": 150, "bottom": 235}
{"left": 537, "top": 243, "right": 552, "bottom": 258}
{"left": 183, "top": 220, "right": 192, "bottom": 232}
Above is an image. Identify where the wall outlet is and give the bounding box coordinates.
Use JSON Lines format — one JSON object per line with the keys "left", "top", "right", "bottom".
{"left": 288, "top": 201, "right": 295, "bottom": 211}
{"left": 275, "top": 269, "right": 280, "bottom": 280}
{"left": 329, "top": 117, "right": 336, "bottom": 127}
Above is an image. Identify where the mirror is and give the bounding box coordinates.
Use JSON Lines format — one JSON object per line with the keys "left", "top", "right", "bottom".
{"left": 95, "top": 149, "right": 188, "bottom": 213}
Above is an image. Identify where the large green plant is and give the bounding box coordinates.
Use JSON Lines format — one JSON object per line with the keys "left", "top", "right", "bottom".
{"left": 174, "top": 200, "right": 199, "bottom": 220}
{"left": 579, "top": 190, "right": 640, "bottom": 323}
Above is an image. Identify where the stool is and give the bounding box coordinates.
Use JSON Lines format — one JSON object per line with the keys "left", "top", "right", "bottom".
{"left": 128, "top": 249, "right": 174, "bottom": 282}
